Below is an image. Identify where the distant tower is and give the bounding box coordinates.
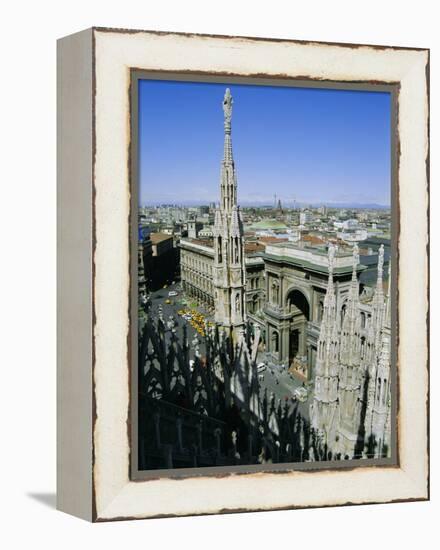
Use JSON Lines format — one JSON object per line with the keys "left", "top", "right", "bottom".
{"left": 277, "top": 198, "right": 284, "bottom": 215}
{"left": 187, "top": 217, "right": 199, "bottom": 239}
{"left": 213, "top": 89, "right": 247, "bottom": 338}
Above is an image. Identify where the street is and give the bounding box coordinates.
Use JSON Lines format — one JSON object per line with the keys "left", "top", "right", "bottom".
{"left": 142, "top": 282, "right": 311, "bottom": 421}
{"left": 142, "top": 280, "right": 213, "bottom": 358}
{"left": 255, "top": 361, "right": 311, "bottom": 420}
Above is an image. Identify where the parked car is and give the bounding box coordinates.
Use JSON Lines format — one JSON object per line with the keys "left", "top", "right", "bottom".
{"left": 294, "top": 386, "right": 308, "bottom": 402}
{"left": 257, "top": 363, "right": 266, "bottom": 373}
{"left": 168, "top": 291, "right": 178, "bottom": 297}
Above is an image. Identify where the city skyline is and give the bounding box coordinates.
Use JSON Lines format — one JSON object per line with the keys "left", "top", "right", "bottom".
{"left": 140, "top": 201, "right": 390, "bottom": 209}
{"left": 139, "top": 79, "right": 392, "bottom": 207}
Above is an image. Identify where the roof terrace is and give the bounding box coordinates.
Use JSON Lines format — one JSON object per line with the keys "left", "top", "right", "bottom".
{"left": 264, "top": 242, "right": 360, "bottom": 274}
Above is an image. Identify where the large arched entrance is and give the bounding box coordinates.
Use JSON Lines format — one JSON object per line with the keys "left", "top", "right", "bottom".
{"left": 285, "top": 289, "right": 310, "bottom": 368}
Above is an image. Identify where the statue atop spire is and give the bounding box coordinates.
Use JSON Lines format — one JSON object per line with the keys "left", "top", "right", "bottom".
{"left": 368, "top": 244, "right": 386, "bottom": 354}
{"left": 223, "top": 88, "right": 233, "bottom": 130}
{"left": 220, "top": 89, "right": 236, "bottom": 207}
{"left": 377, "top": 244, "right": 384, "bottom": 280}
{"left": 385, "top": 258, "right": 391, "bottom": 326}
{"left": 352, "top": 243, "right": 360, "bottom": 279}
{"left": 328, "top": 242, "right": 336, "bottom": 277}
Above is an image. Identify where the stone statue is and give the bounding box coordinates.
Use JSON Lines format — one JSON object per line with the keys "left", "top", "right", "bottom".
{"left": 353, "top": 243, "right": 360, "bottom": 267}
{"left": 223, "top": 88, "right": 233, "bottom": 123}
{"left": 235, "top": 293, "right": 240, "bottom": 314}
{"left": 378, "top": 243, "right": 384, "bottom": 278}
{"left": 328, "top": 243, "right": 336, "bottom": 274}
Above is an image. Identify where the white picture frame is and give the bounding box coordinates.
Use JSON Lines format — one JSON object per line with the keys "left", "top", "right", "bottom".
{"left": 57, "top": 27, "right": 429, "bottom": 521}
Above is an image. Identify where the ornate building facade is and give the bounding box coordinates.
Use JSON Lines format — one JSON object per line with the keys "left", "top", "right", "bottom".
{"left": 309, "top": 244, "right": 392, "bottom": 459}
{"left": 260, "top": 243, "right": 366, "bottom": 378}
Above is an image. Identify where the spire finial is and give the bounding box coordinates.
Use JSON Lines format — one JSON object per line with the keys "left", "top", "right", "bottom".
{"left": 377, "top": 244, "right": 384, "bottom": 281}
{"left": 223, "top": 88, "right": 233, "bottom": 133}
{"left": 223, "top": 88, "right": 232, "bottom": 119}
{"left": 387, "top": 258, "right": 392, "bottom": 287}
{"left": 328, "top": 244, "right": 336, "bottom": 277}
{"left": 385, "top": 257, "right": 392, "bottom": 325}
{"left": 352, "top": 243, "right": 359, "bottom": 280}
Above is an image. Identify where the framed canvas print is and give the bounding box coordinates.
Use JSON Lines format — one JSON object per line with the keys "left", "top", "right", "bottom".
{"left": 57, "top": 27, "right": 429, "bottom": 521}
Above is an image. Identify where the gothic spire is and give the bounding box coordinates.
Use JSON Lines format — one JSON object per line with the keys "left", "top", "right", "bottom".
{"left": 364, "top": 249, "right": 392, "bottom": 456}
{"left": 230, "top": 205, "right": 242, "bottom": 237}
{"left": 384, "top": 258, "right": 391, "bottom": 328}
{"left": 310, "top": 244, "right": 340, "bottom": 443}
{"left": 352, "top": 243, "right": 360, "bottom": 281}
{"left": 213, "top": 89, "right": 247, "bottom": 335}
{"left": 220, "top": 88, "right": 237, "bottom": 213}
{"left": 377, "top": 330, "right": 390, "bottom": 385}
{"left": 213, "top": 207, "right": 223, "bottom": 237}
{"left": 368, "top": 244, "right": 386, "bottom": 356}
{"left": 316, "top": 245, "right": 338, "bottom": 375}
{"left": 340, "top": 243, "right": 362, "bottom": 366}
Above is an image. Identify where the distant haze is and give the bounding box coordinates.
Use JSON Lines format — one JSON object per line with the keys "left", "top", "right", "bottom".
{"left": 139, "top": 80, "right": 391, "bottom": 208}
{"left": 142, "top": 201, "right": 390, "bottom": 210}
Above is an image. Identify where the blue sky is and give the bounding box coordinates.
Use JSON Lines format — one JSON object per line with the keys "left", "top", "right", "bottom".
{"left": 138, "top": 79, "right": 391, "bottom": 207}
